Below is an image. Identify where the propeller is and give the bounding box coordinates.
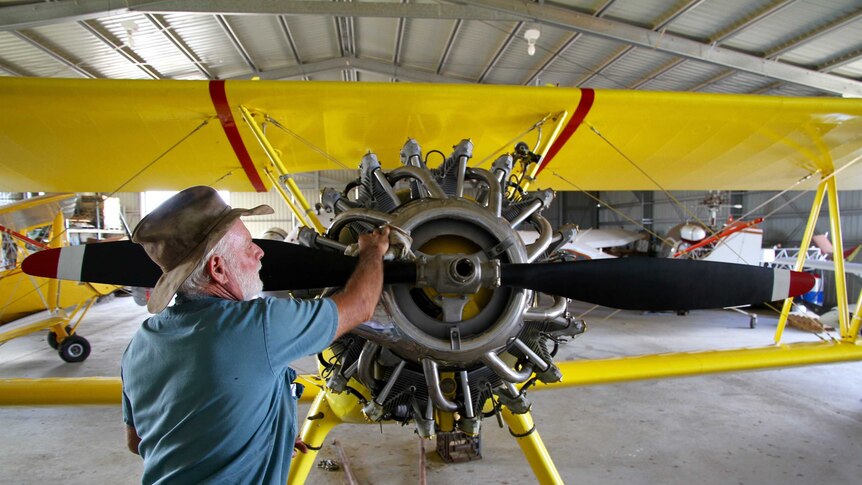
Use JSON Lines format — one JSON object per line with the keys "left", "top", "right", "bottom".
{"left": 22, "top": 239, "right": 814, "bottom": 311}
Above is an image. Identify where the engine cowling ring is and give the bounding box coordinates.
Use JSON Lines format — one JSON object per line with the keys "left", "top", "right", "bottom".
{"left": 331, "top": 197, "right": 530, "bottom": 367}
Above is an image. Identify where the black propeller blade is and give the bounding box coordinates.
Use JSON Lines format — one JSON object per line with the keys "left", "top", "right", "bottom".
{"left": 23, "top": 239, "right": 813, "bottom": 311}
{"left": 501, "top": 258, "right": 813, "bottom": 311}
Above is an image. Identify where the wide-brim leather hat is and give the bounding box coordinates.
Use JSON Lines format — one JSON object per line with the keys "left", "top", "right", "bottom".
{"left": 132, "top": 186, "right": 273, "bottom": 313}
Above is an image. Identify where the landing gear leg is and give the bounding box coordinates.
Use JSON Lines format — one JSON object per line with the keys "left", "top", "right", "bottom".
{"left": 288, "top": 392, "right": 342, "bottom": 485}
{"left": 500, "top": 406, "right": 563, "bottom": 485}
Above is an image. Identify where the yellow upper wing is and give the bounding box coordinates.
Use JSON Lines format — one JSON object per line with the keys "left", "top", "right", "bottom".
{"left": 1, "top": 77, "right": 860, "bottom": 192}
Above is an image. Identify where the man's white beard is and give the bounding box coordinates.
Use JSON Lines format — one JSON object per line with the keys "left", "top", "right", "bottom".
{"left": 228, "top": 259, "right": 263, "bottom": 300}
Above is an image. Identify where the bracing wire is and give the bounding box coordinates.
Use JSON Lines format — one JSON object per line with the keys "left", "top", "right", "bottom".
{"left": 44, "top": 118, "right": 213, "bottom": 249}
{"left": 264, "top": 114, "right": 350, "bottom": 170}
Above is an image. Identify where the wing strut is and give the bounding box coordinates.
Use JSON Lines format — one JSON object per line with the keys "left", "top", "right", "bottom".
{"left": 775, "top": 172, "right": 859, "bottom": 342}
{"left": 238, "top": 105, "right": 326, "bottom": 233}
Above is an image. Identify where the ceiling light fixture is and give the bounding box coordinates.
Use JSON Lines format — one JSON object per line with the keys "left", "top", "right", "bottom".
{"left": 524, "top": 28, "right": 540, "bottom": 56}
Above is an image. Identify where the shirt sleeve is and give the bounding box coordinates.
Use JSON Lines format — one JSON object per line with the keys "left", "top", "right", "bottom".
{"left": 121, "top": 387, "right": 134, "bottom": 427}
{"left": 262, "top": 297, "right": 338, "bottom": 373}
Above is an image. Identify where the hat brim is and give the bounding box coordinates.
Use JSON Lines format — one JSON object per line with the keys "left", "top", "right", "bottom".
{"left": 146, "top": 204, "right": 273, "bottom": 313}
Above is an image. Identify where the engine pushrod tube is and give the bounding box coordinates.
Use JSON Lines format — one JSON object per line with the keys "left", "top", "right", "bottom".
{"left": 421, "top": 358, "right": 459, "bottom": 412}
{"left": 315, "top": 236, "right": 349, "bottom": 253}
{"left": 388, "top": 166, "right": 447, "bottom": 199}
{"left": 342, "top": 360, "right": 359, "bottom": 379}
{"left": 481, "top": 352, "right": 533, "bottom": 383}
{"left": 459, "top": 370, "right": 475, "bottom": 419}
{"left": 455, "top": 156, "right": 468, "bottom": 198}
{"left": 374, "top": 360, "right": 407, "bottom": 405}
{"left": 466, "top": 167, "right": 502, "bottom": 217}
{"left": 373, "top": 168, "right": 402, "bottom": 208}
{"left": 512, "top": 338, "right": 550, "bottom": 372}
{"left": 509, "top": 199, "right": 542, "bottom": 227}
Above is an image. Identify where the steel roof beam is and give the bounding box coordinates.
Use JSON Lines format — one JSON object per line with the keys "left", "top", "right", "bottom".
{"left": 145, "top": 13, "right": 213, "bottom": 79}
{"left": 230, "top": 56, "right": 468, "bottom": 84}
{"left": 577, "top": 0, "right": 706, "bottom": 88}
{"left": 0, "top": 0, "right": 158, "bottom": 30}
{"left": 523, "top": 32, "right": 584, "bottom": 87}
{"left": 277, "top": 15, "right": 306, "bottom": 80}
{"left": 628, "top": 57, "right": 688, "bottom": 89}
{"left": 477, "top": 21, "right": 523, "bottom": 84}
{"left": 78, "top": 20, "right": 162, "bottom": 79}
{"left": 467, "top": 0, "right": 862, "bottom": 97}
{"left": 436, "top": 19, "right": 462, "bottom": 75}
{"left": 819, "top": 47, "right": 862, "bottom": 73}
{"left": 686, "top": 70, "right": 736, "bottom": 92}
{"left": 0, "top": 57, "right": 29, "bottom": 77}
{"left": 134, "top": 0, "right": 522, "bottom": 21}
{"left": 709, "top": 0, "right": 798, "bottom": 44}
{"left": 214, "top": 14, "right": 258, "bottom": 74}
{"left": 393, "top": 0, "right": 407, "bottom": 69}
{"left": 765, "top": 7, "right": 862, "bottom": 59}
{"left": 10, "top": 30, "right": 98, "bottom": 78}
{"left": 521, "top": 0, "right": 613, "bottom": 86}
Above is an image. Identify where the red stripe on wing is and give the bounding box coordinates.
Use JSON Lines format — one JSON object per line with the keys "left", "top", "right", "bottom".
{"left": 208, "top": 80, "right": 267, "bottom": 192}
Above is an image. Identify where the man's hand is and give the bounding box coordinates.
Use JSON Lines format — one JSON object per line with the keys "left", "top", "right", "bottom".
{"left": 358, "top": 225, "right": 390, "bottom": 260}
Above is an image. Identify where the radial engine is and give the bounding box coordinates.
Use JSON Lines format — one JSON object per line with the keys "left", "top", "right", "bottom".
{"left": 295, "top": 138, "right": 585, "bottom": 442}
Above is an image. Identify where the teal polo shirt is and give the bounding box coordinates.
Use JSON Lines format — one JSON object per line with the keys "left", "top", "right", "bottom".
{"left": 121, "top": 295, "right": 337, "bottom": 485}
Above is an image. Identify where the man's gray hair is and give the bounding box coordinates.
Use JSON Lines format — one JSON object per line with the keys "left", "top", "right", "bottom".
{"left": 177, "top": 232, "right": 235, "bottom": 298}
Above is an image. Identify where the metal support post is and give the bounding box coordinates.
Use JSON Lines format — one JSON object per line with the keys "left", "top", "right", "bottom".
{"left": 263, "top": 167, "right": 312, "bottom": 229}
{"left": 288, "top": 392, "right": 342, "bottom": 484}
{"left": 825, "top": 176, "right": 851, "bottom": 339}
{"left": 521, "top": 111, "right": 568, "bottom": 194}
{"left": 500, "top": 406, "right": 563, "bottom": 485}
{"left": 775, "top": 179, "right": 827, "bottom": 343}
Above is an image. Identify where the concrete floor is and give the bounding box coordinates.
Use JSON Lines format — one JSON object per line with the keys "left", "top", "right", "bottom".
{"left": 1, "top": 295, "right": 861, "bottom": 484}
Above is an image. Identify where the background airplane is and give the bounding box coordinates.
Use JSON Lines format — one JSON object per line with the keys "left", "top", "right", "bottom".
{"left": 0, "top": 194, "right": 117, "bottom": 362}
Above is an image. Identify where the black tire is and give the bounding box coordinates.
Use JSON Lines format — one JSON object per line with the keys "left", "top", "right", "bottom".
{"left": 47, "top": 325, "right": 73, "bottom": 350}
{"left": 59, "top": 335, "right": 91, "bottom": 363}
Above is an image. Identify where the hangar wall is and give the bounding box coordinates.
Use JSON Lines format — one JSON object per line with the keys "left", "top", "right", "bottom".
{"left": 117, "top": 187, "right": 862, "bottom": 250}
{"left": 591, "top": 190, "right": 862, "bottom": 249}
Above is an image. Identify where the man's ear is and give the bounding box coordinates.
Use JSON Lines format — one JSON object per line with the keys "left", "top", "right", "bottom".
{"left": 207, "top": 255, "right": 229, "bottom": 285}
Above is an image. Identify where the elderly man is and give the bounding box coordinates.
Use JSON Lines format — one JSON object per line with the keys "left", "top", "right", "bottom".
{"left": 121, "top": 186, "right": 389, "bottom": 484}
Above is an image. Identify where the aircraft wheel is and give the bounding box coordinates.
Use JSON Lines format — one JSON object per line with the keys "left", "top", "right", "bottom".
{"left": 59, "top": 335, "right": 91, "bottom": 363}
{"left": 750, "top": 315, "right": 757, "bottom": 329}
{"left": 47, "top": 325, "right": 73, "bottom": 350}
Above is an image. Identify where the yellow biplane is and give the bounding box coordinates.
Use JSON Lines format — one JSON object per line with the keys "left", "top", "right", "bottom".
{"left": 1, "top": 77, "right": 862, "bottom": 484}
{"left": 0, "top": 193, "right": 117, "bottom": 362}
